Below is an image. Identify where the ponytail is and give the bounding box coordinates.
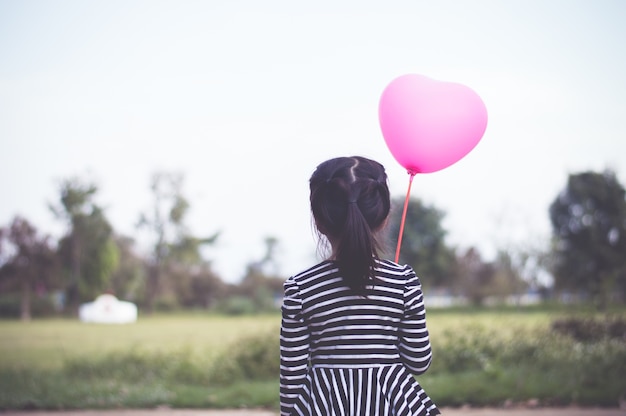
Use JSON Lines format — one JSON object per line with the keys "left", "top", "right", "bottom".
{"left": 309, "top": 156, "right": 391, "bottom": 295}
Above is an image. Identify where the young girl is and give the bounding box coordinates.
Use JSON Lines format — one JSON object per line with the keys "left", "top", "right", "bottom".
{"left": 280, "top": 156, "right": 440, "bottom": 416}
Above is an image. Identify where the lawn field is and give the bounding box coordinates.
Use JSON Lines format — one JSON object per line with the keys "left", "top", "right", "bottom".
{"left": 0, "top": 308, "right": 596, "bottom": 368}
{"left": 0, "top": 307, "right": 565, "bottom": 370}
{"left": 1, "top": 307, "right": 624, "bottom": 410}
{"left": 0, "top": 313, "right": 281, "bottom": 370}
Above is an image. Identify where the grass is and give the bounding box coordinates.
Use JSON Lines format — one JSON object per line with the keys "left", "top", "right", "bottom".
{"left": 0, "top": 367, "right": 278, "bottom": 410}
{"left": 0, "top": 313, "right": 282, "bottom": 411}
{"left": 1, "top": 306, "right": 624, "bottom": 410}
{"left": 0, "top": 313, "right": 280, "bottom": 370}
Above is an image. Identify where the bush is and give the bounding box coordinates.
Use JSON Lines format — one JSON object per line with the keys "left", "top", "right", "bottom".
{"left": 551, "top": 316, "right": 626, "bottom": 342}
{"left": 425, "top": 320, "right": 626, "bottom": 407}
{"left": 208, "top": 328, "right": 279, "bottom": 384}
{"left": 63, "top": 347, "right": 212, "bottom": 385}
{"left": 59, "top": 327, "right": 280, "bottom": 387}
{"left": 0, "top": 294, "right": 58, "bottom": 318}
{"left": 216, "top": 296, "right": 258, "bottom": 315}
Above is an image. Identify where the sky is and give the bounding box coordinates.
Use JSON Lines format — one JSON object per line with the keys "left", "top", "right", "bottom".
{"left": 1, "top": 0, "right": 625, "bottom": 283}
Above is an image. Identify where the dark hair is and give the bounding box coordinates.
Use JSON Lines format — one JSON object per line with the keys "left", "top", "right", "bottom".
{"left": 309, "top": 156, "right": 391, "bottom": 294}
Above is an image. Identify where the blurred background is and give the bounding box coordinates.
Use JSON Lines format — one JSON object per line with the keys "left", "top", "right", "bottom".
{"left": 1, "top": 0, "right": 625, "bottom": 411}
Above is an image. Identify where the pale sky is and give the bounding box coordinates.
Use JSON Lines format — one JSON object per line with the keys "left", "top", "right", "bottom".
{"left": 1, "top": 0, "right": 625, "bottom": 283}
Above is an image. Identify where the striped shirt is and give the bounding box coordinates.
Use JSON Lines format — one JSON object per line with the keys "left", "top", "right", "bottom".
{"left": 280, "top": 259, "right": 440, "bottom": 416}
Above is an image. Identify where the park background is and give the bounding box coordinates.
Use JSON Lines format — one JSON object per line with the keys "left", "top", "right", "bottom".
{"left": 1, "top": 0, "right": 625, "bottom": 412}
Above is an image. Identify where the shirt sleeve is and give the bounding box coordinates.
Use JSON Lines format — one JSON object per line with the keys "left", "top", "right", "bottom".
{"left": 397, "top": 266, "right": 433, "bottom": 375}
{"left": 279, "top": 276, "right": 310, "bottom": 416}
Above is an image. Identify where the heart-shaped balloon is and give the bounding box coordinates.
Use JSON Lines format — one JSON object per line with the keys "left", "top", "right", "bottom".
{"left": 379, "top": 74, "right": 488, "bottom": 174}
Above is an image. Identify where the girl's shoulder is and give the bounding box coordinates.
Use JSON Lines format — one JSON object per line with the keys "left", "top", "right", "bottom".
{"left": 288, "top": 260, "right": 337, "bottom": 283}
{"left": 375, "top": 259, "right": 420, "bottom": 284}
{"left": 376, "top": 258, "right": 414, "bottom": 274}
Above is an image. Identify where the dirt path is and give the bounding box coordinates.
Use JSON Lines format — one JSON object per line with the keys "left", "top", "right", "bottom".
{"left": 1, "top": 407, "right": 624, "bottom": 416}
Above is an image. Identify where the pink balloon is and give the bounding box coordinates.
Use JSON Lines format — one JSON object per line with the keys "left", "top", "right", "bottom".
{"left": 379, "top": 74, "right": 488, "bottom": 174}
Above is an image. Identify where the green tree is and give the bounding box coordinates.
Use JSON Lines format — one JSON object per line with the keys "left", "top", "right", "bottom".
{"left": 138, "top": 172, "right": 220, "bottom": 311}
{"left": 455, "top": 247, "right": 496, "bottom": 306}
{"left": 491, "top": 240, "right": 551, "bottom": 305}
{"left": 549, "top": 170, "right": 626, "bottom": 306}
{"left": 237, "top": 236, "right": 284, "bottom": 312}
{"left": 386, "top": 197, "right": 457, "bottom": 288}
{"left": 491, "top": 249, "right": 530, "bottom": 303}
{"left": 108, "top": 235, "right": 146, "bottom": 302}
{"left": 0, "top": 216, "right": 59, "bottom": 320}
{"left": 169, "top": 234, "right": 222, "bottom": 310}
{"left": 138, "top": 172, "right": 187, "bottom": 312}
{"left": 51, "top": 177, "right": 118, "bottom": 309}
{"left": 185, "top": 265, "right": 227, "bottom": 309}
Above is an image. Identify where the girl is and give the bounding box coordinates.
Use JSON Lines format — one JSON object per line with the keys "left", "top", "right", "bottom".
{"left": 280, "top": 156, "right": 440, "bottom": 416}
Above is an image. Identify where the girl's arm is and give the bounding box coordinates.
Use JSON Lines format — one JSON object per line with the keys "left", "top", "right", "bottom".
{"left": 279, "top": 277, "right": 310, "bottom": 416}
{"left": 397, "top": 270, "right": 433, "bottom": 375}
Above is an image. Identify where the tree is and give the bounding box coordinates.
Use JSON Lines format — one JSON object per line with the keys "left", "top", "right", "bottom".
{"left": 237, "top": 236, "right": 284, "bottom": 312}
{"left": 549, "top": 170, "right": 626, "bottom": 306}
{"left": 386, "top": 197, "right": 457, "bottom": 288}
{"left": 51, "top": 177, "right": 118, "bottom": 309}
{"left": 491, "top": 240, "right": 552, "bottom": 305}
{"left": 108, "top": 235, "right": 146, "bottom": 302}
{"left": 138, "top": 172, "right": 186, "bottom": 312}
{"left": 0, "top": 217, "right": 59, "bottom": 320}
{"left": 138, "top": 172, "right": 220, "bottom": 311}
{"left": 185, "top": 265, "right": 227, "bottom": 309}
{"left": 455, "top": 247, "right": 496, "bottom": 306}
{"left": 168, "top": 233, "right": 222, "bottom": 310}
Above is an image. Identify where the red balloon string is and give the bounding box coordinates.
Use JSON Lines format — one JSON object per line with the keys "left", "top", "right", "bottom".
{"left": 394, "top": 172, "right": 416, "bottom": 263}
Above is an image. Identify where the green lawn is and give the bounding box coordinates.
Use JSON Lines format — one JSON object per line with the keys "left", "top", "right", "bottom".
{"left": 1, "top": 307, "right": 624, "bottom": 410}
{"left": 0, "top": 313, "right": 281, "bottom": 370}
{"left": 1, "top": 308, "right": 556, "bottom": 371}
{"left": 0, "top": 307, "right": 566, "bottom": 370}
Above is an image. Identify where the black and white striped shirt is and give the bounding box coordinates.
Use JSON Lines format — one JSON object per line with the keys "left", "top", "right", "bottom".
{"left": 280, "top": 259, "right": 440, "bottom": 416}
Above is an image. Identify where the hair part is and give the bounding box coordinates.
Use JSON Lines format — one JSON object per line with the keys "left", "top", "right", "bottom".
{"left": 309, "top": 156, "right": 391, "bottom": 295}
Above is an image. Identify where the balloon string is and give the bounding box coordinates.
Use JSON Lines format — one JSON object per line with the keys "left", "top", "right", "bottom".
{"left": 395, "top": 172, "right": 416, "bottom": 263}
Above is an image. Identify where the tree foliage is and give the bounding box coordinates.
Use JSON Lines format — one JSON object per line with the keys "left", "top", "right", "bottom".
{"left": 455, "top": 247, "right": 495, "bottom": 306}
{"left": 549, "top": 170, "right": 626, "bottom": 305}
{"left": 51, "top": 177, "right": 118, "bottom": 309}
{"left": 0, "top": 217, "right": 59, "bottom": 320}
{"left": 386, "top": 197, "right": 457, "bottom": 287}
{"left": 138, "top": 171, "right": 220, "bottom": 312}
{"left": 236, "top": 236, "right": 284, "bottom": 312}
{"left": 108, "top": 235, "right": 146, "bottom": 302}
{"left": 9, "top": 166, "right": 610, "bottom": 317}
{"left": 138, "top": 172, "right": 189, "bottom": 312}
